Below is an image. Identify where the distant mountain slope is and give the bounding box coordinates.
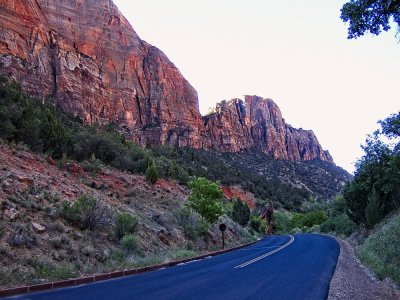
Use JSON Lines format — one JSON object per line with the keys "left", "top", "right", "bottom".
{"left": 153, "top": 147, "right": 352, "bottom": 208}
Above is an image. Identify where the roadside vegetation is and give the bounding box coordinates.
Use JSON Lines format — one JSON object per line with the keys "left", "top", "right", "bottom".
{"left": 340, "top": 111, "right": 399, "bottom": 285}
{"left": 357, "top": 212, "right": 400, "bottom": 285}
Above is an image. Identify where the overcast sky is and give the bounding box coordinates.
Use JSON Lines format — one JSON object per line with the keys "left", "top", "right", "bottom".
{"left": 113, "top": 0, "right": 399, "bottom": 174}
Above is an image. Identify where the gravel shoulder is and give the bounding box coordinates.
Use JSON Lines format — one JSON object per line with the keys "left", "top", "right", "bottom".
{"left": 328, "top": 238, "right": 400, "bottom": 300}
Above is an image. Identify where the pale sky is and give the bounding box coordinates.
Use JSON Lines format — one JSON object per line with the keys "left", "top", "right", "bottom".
{"left": 113, "top": 0, "right": 399, "bottom": 174}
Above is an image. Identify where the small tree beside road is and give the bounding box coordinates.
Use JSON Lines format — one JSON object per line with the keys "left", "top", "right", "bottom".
{"left": 187, "top": 177, "right": 224, "bottom": 224}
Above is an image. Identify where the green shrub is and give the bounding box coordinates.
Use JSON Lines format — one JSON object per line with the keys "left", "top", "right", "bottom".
{"left": 62, "top": 194, "right": 111, "bottom": 230}
{"left": 26, "top": 258, "right": 77, "bottom": 280}
{"left": 249, "top": 215, "right": 261, "bottom": 233}
{"left": 273, "top": 211, "right": 292, "bottom": 233}
{"left": 81, "top": 154, "right": 103, "bottom": 173}
{"left": 320, "top": 214, "right": 357, "bottom": 236}
{"left": 170, "top": 249, "right": 197, "bottom": 260}
{"left": 231, "top": 199, "right": 250, "bottom": 226}
{"left": 120, "top": 235, "right": 138, "bottom": 254}
{"left": 115, "top": 212, "right": 138, "bottom": 239}
{"left": 259, "top": 219, "right": 268, "bottom": 234}
{"left": 145, "top": 160, "right": 159, "bottom": 184}
{"left": 290, "top": 210, "right": 327, "bottom": 229}
{"left": 357, "top": 213, "right": 400, "bottom": 285}
{"left": 176, "top": 208, "right": 209, "bottom": 240}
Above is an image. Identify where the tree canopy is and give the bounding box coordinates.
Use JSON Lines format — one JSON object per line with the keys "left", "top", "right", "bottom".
{"left": 187, "top": 177, "right": 224, "bottom": 224}
{"left": 344, "top": 111, "right": 400, "bottom": 227}
{"left": 341, "top": 0, "right": 400, "bottom": 39}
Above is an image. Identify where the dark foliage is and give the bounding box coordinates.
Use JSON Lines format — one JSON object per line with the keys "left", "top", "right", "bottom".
{"left": 145, "top": 159, "right": 160, "bottom": 184}
{"left": 0, "top": 80, "right": 149, "bottom": 173}
{"left": 62, "top": 194, "right": 112, "bottom": 230}
{"left": 341, "top": 0, "right": 400, "bottom": 39}
{"left": 153, "top": 146, "right": 351, "bottom": 211}
{"left": 344, "top": 111, "right": 400, "bottom": 227}
{"left": 231, "top": 199, "right": 250, "bottom": 226}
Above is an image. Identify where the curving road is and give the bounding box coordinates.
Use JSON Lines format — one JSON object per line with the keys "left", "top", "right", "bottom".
{"left": 7, "top": 234, "right": 340, "bottom": 300}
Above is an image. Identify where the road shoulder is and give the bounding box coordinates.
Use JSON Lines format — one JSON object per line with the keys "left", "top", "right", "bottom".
{"left": 328, "top": 238, "right": 400, "bottom": 300}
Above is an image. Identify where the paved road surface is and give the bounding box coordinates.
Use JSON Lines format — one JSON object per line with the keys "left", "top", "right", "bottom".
{"left": 6, "top": 234, "right": 339, "bottom": 300}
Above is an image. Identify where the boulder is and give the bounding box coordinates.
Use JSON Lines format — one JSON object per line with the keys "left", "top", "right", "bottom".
{"left": 32, "top": 222, "right": 46, "bottom": 233}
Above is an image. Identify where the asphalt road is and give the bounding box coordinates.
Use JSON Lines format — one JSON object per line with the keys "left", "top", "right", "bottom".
{"left": 7, "top": 234, "right": 340, "bottom": 300}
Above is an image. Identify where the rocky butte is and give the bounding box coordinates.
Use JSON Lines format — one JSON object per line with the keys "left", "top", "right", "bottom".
{"left": 0, "top": 0, "right": 332, "bottom": 162}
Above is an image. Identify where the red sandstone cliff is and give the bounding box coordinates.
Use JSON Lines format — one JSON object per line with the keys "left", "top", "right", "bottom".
{"left": 0, "top": 0, "right": 202, "bottom": 147}
{"left": 201, "top": 96, "right": 333, "bottom": 162}
{"left": 0, "top": 0, "right": 332, "bottom": 162}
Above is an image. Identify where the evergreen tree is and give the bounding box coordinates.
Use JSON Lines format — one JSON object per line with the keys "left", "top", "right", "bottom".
{"left": 365, "top": 186, "right": 384, "bottom": 229}
{"left": 231, "top": 199, "right": 250, "bottom": 226}
{"left": 145, "top": 160, "right": 159, "bottom": 184}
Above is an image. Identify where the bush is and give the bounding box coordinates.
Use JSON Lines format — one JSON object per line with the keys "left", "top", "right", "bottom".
{"left": 290, "top": 210, "right": 327, "bottom": 228}
{"left": 273, "top": 211, "right": 292, "bottom": 234}
{"left": 62, "top": 194, "right": 111, "bottom": 230}
{"left": 249, "top": 215, "right": 261, "bottom": 233}
{"left": 81, "top": 155, "right": 103, "bottom": 173}
{"left": 26, "top": 258, "right": 76, "bottom": 280}
{"left": 320, "top": 214, "right": 357, "bottom": 236}
{"left": 357, "top": 213, "right": 400, "bottom": 285}
{"left": 231, "top": 199, "right": 250, "bottom": 226}
{"left": 115, "top": 212, "right": 138, "bottom": 239}
{"left": 120, "top": 235, "right": 138, "bottom": 254}
{"left": 145, "top": 160, "right": 159, "bottom": 184}
{"left": 176, "top": 208, "right": 209, "bottom": 240}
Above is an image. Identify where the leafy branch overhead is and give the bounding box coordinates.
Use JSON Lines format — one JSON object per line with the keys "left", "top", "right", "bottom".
{"left": 341, "top": 0, "right": 400, "bottom": 39}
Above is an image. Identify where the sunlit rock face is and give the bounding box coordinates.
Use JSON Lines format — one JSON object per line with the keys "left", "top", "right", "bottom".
{"left": 0, "top": 0, "right": 332, "bottom": 162}
{"left": 0, "top": 0, "right": 202, "bottom": 147}
{"left": 201, "top": 96, "right": 333, "bottom": 162}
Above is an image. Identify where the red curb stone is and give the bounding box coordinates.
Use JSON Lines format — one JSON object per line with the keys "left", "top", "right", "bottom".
{"left": 75, "top": 277, "right": 95, "bottom": 285}
{"left": 156, "top": 263, "right": 169, "bottom": 269}
{"left": 109, "top": 271, "right": 124, "bottom": 279}
{"left": 52, "top": 279, "right": 76, "bottom": 289}
{"left": 123, "top": 269, "right": 137, "bottom": 276}
{"left": 29, "top": 283, "right": 53, "bottom": 292}
{"left": 0, "top": 286, "right": 29, "bottom": 297}
{"left": 94, "top": 274, "right": 110, "bottom": 281}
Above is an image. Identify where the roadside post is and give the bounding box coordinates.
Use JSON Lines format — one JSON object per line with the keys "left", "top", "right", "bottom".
{"left": 219, "top": 223, "right": 226, "bottom": 249}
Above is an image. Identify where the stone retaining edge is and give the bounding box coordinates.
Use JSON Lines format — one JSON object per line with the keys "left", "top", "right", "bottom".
{"left": 0, "top": 240, "right": 255, "bottom": 298}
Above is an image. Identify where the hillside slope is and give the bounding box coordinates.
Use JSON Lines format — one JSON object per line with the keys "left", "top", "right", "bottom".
{"left": 0, "top": 144, "right": 252, "bottom": 289}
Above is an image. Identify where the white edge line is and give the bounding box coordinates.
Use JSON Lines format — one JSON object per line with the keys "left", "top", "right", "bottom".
{"left": 234, "top": 235, "right": 295, "bottom": 269}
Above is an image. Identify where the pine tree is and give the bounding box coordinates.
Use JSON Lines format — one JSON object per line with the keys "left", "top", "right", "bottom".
{"left": 232, "top": 199, "right": 250, "bottom": 226}
{"left": 145, "top": 160, "right": 159, "bottom": 184}
{"left": 365, "top": 186, "right": 383, "bottom": 228}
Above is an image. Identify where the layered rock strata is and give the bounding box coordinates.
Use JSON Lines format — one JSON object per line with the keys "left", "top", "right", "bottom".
{"left": 0, "top": 0, "right": 202, "bottom": 147}
{"left": 201, "top": 96, "right": 332, "bottom": 161}
{"left": 0, "top": 0, "right": 332, "bottom": 162}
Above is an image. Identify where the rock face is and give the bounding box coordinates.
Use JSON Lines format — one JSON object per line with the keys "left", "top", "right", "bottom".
{"left": 201, "top": 96, "right": 333, "bottom": 161}
{"left": 0, "top": 0, "right": 332, "bottom": 162}
{"left": 0, "top": 0, "right": 202, "bottom": 147}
